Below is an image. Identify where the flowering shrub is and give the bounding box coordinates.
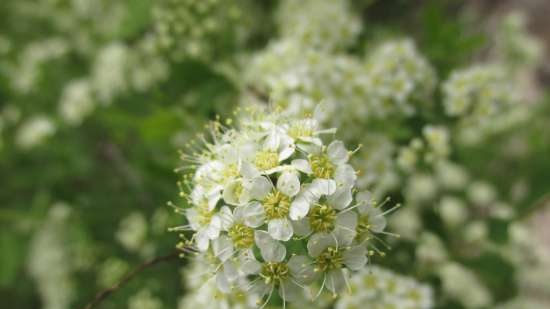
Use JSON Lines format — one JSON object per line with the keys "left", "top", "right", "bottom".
{"left": 2, "top": 1, "right": 550, "bottom": 309}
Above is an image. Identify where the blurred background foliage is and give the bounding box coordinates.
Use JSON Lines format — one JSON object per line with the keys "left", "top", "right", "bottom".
{"left": 1, "top": 0, "right": 549, "bottom": 309}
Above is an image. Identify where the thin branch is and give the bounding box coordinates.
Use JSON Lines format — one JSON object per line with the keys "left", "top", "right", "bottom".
{"left": 82, "top": 250, "right": 181, "bottom": 309}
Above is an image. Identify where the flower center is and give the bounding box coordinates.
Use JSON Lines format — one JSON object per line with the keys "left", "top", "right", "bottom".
{"left": 222, "top": 163, "right": 239, "bottom": 181}
{"left": 316, "top": 247, "right": 343, "bottom": 272}
{"left": 228, "top": 223, "right": 254, "bottom": 249}
{"left": 263, "top": 191, "right": 290, "bottom": 219}
{"left": 231, "top": 181, "right": 245, "bottom": 200}
{"left": 197, "top": 203, "right": 213, "bottom": 226}
{"left": 260, "top": 262, "right": 289, "bottom": 284}
{"left": 356, "top": 214, "right": 372, "bottom": 241}
{"left": 288, "top": 123, "right": 313, "bottom": 140}
{"left": 254, "top": 151, "right": 279, "bottom": 171}
{"left": 308, "top": 204, "right": 337, "bottom": 233}
{"left": 309, "top": 154, "right": 335, "bottom": 179}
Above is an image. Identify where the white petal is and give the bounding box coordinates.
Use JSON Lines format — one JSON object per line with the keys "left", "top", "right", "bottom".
{"left": 219, "top": 206, "right": 234, "bottom": 230}
{"left": 356, "top": 191, "right": 374, "bottom": 213}
{"left": 289, "top": 196, "right": 311, "bottom": 220}
{"left": 223, "top": 261, "right": 239, "bottom": 282}
{"left": 326, "top": 269, "right": 347, "bottom": 293}
{"left": 195, "top": 231, "right": 210, "bottom": 251}
{"left": 343, "top": 246, "right": 367, "bottom": 271}
{"left": 212, "top": 235, "right": 234, "bottom": 262}
{"left": 291, "top": 159, "right": 312, "bottom": 174}
{"left": 216, "top": 272, "right": 231, "bottom": 293}
{"left": 277, "top": 172, "right": 301, "bottom": 197}
{"left": 335, "top": 164, "right": 356, "bottom": 187}
{"left": 327, "top": 140, "right": 349, "bottom": 164}
{"left": 239, "top": 252, "right": 262, "bottom": 275}
{"left": 327, "top": 188, "right": 352, "bottom": 210}
{"left": 288, "top": 255, "right": 316, "bottom": 284}
{"left": 279, "top": 137, "right": 296, "bottom": 161}
{"left": 279, "top": 279, "right": 302, "bottom": 302}
{"left": 307, "top": 233, "right": 335, "bottom": 258}
{"left": 242, "top": 202, "right": 265, "bottom": 228}
{"left": 336, "top": 211, "right": 358, "bottom": 230}
{"left": 311, "top": 178, "right": 336, "bottom": 196}
{"left": 240, "top": 161, "right": 260, "bottom": 179}
{"left": 268, "top": 218, "right": 294, "bottom": 241}
{"left": 291, "top": 218, "right": 312, "bottom": 237}
{"left": 264, "top": 129, "right": 280, "bottom": 151}
{"left": 249, "top": 176, "right": 273, "bottom": 200}
{"left": 255, "top": 230, "right": 286, "bottom": 262}
{"left": 205, "top": 215, "right": 221, "bottom": 239}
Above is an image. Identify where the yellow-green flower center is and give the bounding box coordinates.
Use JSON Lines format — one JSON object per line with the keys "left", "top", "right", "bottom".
{"left": 309, "top": 154, "right": 335, "bottom": 179}
{"left": 316, "top": 247, "right": 343, "bottom": 272}
{"left": 356, "top": 214, "right": 372, "bottom": 241}
{"left": 222, "top": 163, "right": 239, "bottom": 181}
{"left": 263, "top": 191, "right": 290, "bottom": 219}
{"left": 197, "top": 203, "right": 213, "bottom": 226}
{"left": 288, "top": 124, "right": 313, "bottom": 140}
{"left": 308, "top": 204, "right": 337, "bottom": 233}
{"left": 228, "top": 223, "right": 254, "bottom": 249}
{"left": 254, "top": 151, "right": 279, "bottom": 171}
{"left": 260, "top": 262, "right": 289, "bottom": 284}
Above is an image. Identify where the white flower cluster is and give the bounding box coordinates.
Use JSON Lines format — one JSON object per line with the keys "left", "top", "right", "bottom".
{"left": 153, "top": 0, "right": 253, "bottom": 61}
{"left": 397, "top": 125, "right": 451, "bottom": 172}
{"left": 438, "top": 262, "right": 492, "bottom": 308}
{"left": 245, "top": 38, "right": 436, "bottom": 129}
{"left": 363, "top": 39, "right": 436, "bottom": 117}
{"left": 245, "top": 40, "right": 362, "bottom": 122}
{"left": 28, "top": 203, "right": 74, "bottom": 309}
{"left": 10, "top": 38, "right": 69, "bottom": 94}
{"left": 59, "top": 38, "right": 168, "bottom": 125}
{"left": 335, "top": 266, "right": 433, "bottom": 309}
{"left": 442, "top": 64, "right": 517, "bottom": 123}
{"left": 15, "top": 115, "right": 57, "bottom": 149}
{"left": 174, "top": 107, "right": 391, "bottom": 304}
{"left": 276, "top": 0, "right": 361, "bottom": 51}
{"left": 128, "top": 289, "right": 163, "bottom": 309}
{"left": 493, "top": 12, "right": 543, "bottom": 70}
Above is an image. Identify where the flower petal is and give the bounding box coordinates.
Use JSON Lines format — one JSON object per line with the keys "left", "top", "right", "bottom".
{"left": 327, "top": 187, "right": 352, "bottom": 210}
{"left": 279, "top": 279, "right": 302, "bottom": 302}
{"left": 326, "top": 269, "right": 347, "bottom": 293}
{"left": 310, "top": 178, "right": 336, "bottom": 196}
{"left": 288, "top": 255, "right": 317, "bottom": 284}
{"left": 212, "top": 235, "right": 233, "bottom": 262}
{"left": 327, "top": 140, "right": 349, "bottom": 164}
{"left": 248, "top": 176, "right": 273, "bottom": 200}
{"left": 291, "top": 159, "right": 312, "bottom": 174}
{"left": 307, "top": 233, "right": 335, "bottom": 257}
{"left": 291, "top": 218, "right": 312, "bottom": 237}
{"left": 255, "top": 230, "right": 286, "bottom": 262}
{"left": 242, "top": 202, "right": 265, "bottom": 228}
{"left": 195, "top": 230, "right": 210, "bottom": 251}
{"left": 343, "top": 246, "right": 367, "bottom": 271}
{"left": 277, "top": 172, "right": 301, "bottom": 197}
{"left": 289, "top": 196, "right": 311, "bottom": 220}
{"left": 268, "top": 218, "right": 294, "bottom": 241}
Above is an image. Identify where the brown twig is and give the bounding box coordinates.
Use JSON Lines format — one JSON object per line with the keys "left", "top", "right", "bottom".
{"left": 82, "top": 251, "right": 181, "bottom": 309}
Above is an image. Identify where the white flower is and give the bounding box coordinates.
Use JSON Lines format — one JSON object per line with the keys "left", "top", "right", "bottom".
{"left": 307, "top": 231, "right": 367, "bottom": 294}
{"left": 248, "top": 231, "right": 316, "bottom": 302}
